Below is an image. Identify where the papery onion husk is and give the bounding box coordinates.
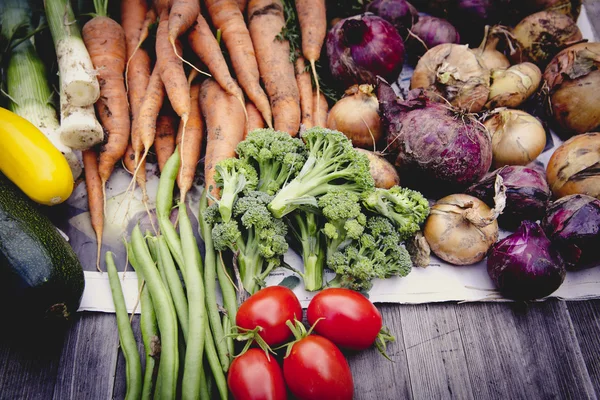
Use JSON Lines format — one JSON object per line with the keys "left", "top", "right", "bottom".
{"left": 543, "top": 42, "right": 600, "bottom": 137}
{"left": 406, "top": 16, "right": 460, "bottom": 60}
{"left": 473, "top": 26, "right": 511, "bottom": 71}
{"left": 546, "top": 132, "right": 600, "bottom": 199}
{"left": 541, "top": 194, "right": 600, "bottom": 270}
{"left": 356, "top": 148, "right": 401, "bottom": 189}
{"left": 466, "top": 165, "right": 551, "bottom": 229}
{"left": 327, "top": 13, "right": 405, "bottom": 87}
{"left": 519, "top": 0, "right": 581, "bottom": 21}
{"left": 485, "top": 63, "right": 542, "bottom": 109}
{"left": 379, "top": 82, "right": 493, "bottom": 196}
{"left": 410, "top": 43, "right": 490, "bottom": 112}
{"left": 485, "top": 109, "right": 546, "bottom": 168}
{"left": 424, "top": 193, "right": 500, "bottom": 265}
{"left": 327, "top": 84, "right": 382, "bottom": 149}
{"left": 487, "top": 220, "right": 566, "bottom": 300}
{"left": 510, "top": 10, "right": 583, "bottom": 68}
{"left": 366, "top": 0, "right": 419, "bottom": 37}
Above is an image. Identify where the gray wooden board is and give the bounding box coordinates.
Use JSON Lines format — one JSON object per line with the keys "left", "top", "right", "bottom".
{"left": 568, "top": 300, "right": 600, "bottom": 396}
{"left": 112, "top": 315, "right": 146, "bottom": 400}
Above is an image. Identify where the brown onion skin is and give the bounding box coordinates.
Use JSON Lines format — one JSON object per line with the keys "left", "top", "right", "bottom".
{"left": 356, "top": 148, "right": 400, "bottom": 189}
{"left": 546, "top": 132, "right": 600, "bottom": 200}
{"left": 544, "top": 42, "right": 600, "bottom": 137}
{"left": 379, "top": 83, "right": 493, "bottom": 196}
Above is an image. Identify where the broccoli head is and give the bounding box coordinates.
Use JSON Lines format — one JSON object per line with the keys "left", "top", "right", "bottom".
{"left": 236, "top": 129, "right": 308, "bottom": 195}
{"left": 362, "top": 186, "right": 430, "bottom": 240}
{"left": 214, "top": 158, "right": 258, "bottom": 223}
{"left": 267, "top": 127, "right": 375, "bottom": 218}
{"left": 318, "top": 189, "right": 367, "bottom": 256}
{"left": 327, "top": 216, "right": 413, "bottom": 292}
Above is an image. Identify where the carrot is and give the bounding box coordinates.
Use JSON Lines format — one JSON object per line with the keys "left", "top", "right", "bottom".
{"left": 133, "top": 66, "right": 165, "bottom": 168}
{"left": 199, "top": 79, "right": 245, "bottom": 201}
{"left": 295, "top": 56, "right": 313, "bottom": 129}
{"left": 295, "top": 0, "right": 326, "bottom": 116}
{"left": 83, "top": 149, "right": 104, "bottom": 272}
{"left": 247, "top": 0, "right": 300, "bottom": 136}
{"left": 236, "top": 0, "right": 247, "bottom": 12}
{"left": 121, "top": 0, "right": 148, "bottom": 52}
{"left": 155, "top": 102, "right": 178, "bottom": 172}
{"left": 176, "top": 82, "right": 203, "bottom": 203}
{"left": 204, "top": 0, "right": 272, "bottom": 127}
{"left": 245, "top": 101, "right": 265, "bottom": 137}
{"left": 168, "top": 0, "right": 200, "bottom": 44}
{"left": 123, "top": 142, "right": 147, "bottom": 189}
{"left": 153, "top": 0, "right": 172, "bottom": 15}
{"left": 187, "top": 12, "right": 245, "bottom": 113}
{"left": 313, "top": 91, "right": 328, "bottom": 127}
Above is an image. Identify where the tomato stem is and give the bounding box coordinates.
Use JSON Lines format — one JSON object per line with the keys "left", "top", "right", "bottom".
{"left": 375, "top": 326, "right": 396, "bottom": 362}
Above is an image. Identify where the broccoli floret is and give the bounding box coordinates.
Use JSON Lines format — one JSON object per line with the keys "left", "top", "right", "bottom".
{"left": 327, "top": 216, "right": 413, "bottom": 292}
{"left": 214, "top": 158, "right": 258, "bottom": 223}
{"left": 362, "top": 186, "right": 430, "bottom": 240}
{"left": 236, "top": 129, "right": 308, "bottom": 195}
{"left": 267, "top": 127, "right": 375, "bottom": 218}
{"left": 285, "top": 209, "right": 326, "bottom": 291}
{"left": 318, "top": 189, "right": 367, "bottom": 257}
{"left": 211, "top": 191, "right": 288, "bottom": 294}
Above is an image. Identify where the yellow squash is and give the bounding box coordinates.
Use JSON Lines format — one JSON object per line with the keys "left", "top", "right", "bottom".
{"left": 0, "top": 107, "right": 74, "bottom": 205}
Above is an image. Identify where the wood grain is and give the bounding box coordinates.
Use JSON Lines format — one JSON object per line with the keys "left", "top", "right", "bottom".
{"left": 568, "top": 300, "right": 600, "bottom": 396}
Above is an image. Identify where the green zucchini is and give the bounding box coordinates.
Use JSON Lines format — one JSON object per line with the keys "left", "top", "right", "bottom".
{"left": 0, "top": 173, "right": 84, "bottom": 323}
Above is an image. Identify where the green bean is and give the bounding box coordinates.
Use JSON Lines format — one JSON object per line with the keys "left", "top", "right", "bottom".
{"left": 204, "top": 315, "right": 229, "bottom": 400}
{"left": 157, "top": 235, "right": 190, "bottom": 341}
{"left": 156, "top": 148, "right": 185, "bottom": 270}
{"left": 106, "top": 252, "right": 142, "bottom": 400}
{"left": 128, "top": 244, "right": 159, "bottom": 400}
{"left": 222, "top": 315, "right": 235, "bottom": 359}
{"left": 146, "top": 236, "right": 167, "bottom": 285}
{"left": 131, "top": 225, "right": 179, "bottom": 400}
{"left": 199, "top": 361, "right": 210, "bottom": 400}
{"left": 179, "top": 202, "right": 207, "bottom": 400}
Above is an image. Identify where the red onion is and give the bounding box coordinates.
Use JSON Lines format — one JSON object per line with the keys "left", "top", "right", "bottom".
{"left": 487, "top": 220, "right": 566, "bottom": 300}
{"left": 366, "top": 0, "right": 419, "bottom": 37}
{"left": 379, "top": 82, "right": 492, "bottom": 196}
{"left": 542, "top": 194, "right": 600, "bottom": 270}
{"left": 327, "top": 13, "right": 405, "bottom": 87}
{"left": 406, "top": 16, "right": 460, "bottom": 59}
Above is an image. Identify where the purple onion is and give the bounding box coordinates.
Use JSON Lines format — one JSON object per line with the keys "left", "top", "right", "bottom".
{"left": 378, "top": 82, "right": 492, "bottom": 196}
{"left": 327, "top": 13, "right": 405, "bottom": 86}
{"left": 488, "top": 221, "right": 566, "bottom": 300}
{"left": 365, "top": 0, "right": 419, "bottom": 36}
{"left": 406, "top": 16, "right": 460, "bottom": 59}
{"left": 541, "top": 194, "right": 600, "bottom": 270}
{"left": 466, "top": 165, "right": 551, "bottom": 229}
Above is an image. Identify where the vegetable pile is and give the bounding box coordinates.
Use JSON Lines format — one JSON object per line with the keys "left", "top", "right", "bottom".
{"left": 1, "top": 0, "right": 599, "bottom": 398}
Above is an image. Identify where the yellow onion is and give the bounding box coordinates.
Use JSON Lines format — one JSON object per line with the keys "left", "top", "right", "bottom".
{"left": 485, "top": 109, "right": 546, "bottom": 168}
{"left": 547, "top": 132, "right": 600, "bottom": 199}
{"left": 520, "top": 0, "right": 581, "bottom": 21}
{"left": 485, "top": 62, "right": 542, "bottom": 109}
{"left": 356, "top": 148, "right": 400, "bottom": 189}
{"left": 327, "top": 84, "right": 382, "bottom": 149}
{"left": 511, "top": 10, "right": 582, "bottom": 67}
{"left": 473, "top": 26, "right": 511, "bottom": 71}
{"left": 410, "top": 43, "right": 490, "bottom": 113}
{"left": 544, "top": 42, "right": 600, "bottom": 136}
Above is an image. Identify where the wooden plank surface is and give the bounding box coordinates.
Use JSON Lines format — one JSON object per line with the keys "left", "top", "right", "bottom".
{"left": 568, "top": 300, "right": 600, "bottom": 396}
{"left": 112, "top": 315, "right": 145, "bottom": 400}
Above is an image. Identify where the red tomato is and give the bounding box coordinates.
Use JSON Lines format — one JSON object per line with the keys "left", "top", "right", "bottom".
{"left": 228, "top": 348, "right": 287, "bottom": 400}
{"left": 307, "top": 288, "right": 383, "bottom": 350}
{"left": 237, "top": 286, "right": 303, "bottom": 346}
{"left": 283, "top": 334, "right": 353, "bottom": 400}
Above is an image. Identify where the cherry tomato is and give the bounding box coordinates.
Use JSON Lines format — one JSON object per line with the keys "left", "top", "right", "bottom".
{"left": 307, "top": 288, "right": 382, "bottom": 350}
{"left": 228, "top": 348, "right": 287, "bottom": 400}
{"left": 283, "top": 334, "right": 353, "bottom": 400}
{"left": 237, "top": 286, "right": 303, "bottom": 346}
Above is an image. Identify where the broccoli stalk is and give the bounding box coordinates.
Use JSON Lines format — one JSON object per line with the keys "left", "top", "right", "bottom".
{"left": 236, "top": 129, "right": 307, "bottom": 195}
{"left": 327, "top": 216, "right": 413, "bottom": 292}
{"left": 267, "top": 127, "right": 375, "bottom": 219}
{"left": 207, "top": 191, "right": 288, "bottom": 295}
{"left": 286, "top": 210, "right": 326, "bottom": 291}
{"left": 214, "top": 158, "right": 259, "bottom": 223}
{"left": 362, "top": 187, "right": 430, "bottom": 240}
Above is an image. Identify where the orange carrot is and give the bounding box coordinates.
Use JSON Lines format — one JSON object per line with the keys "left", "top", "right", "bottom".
{"left": 153, "top": 0, "right": 172, "bottom": 15}
{"left": 236, "top": 0, "right": 247, "bottom": 12}
{"left": 313, "top": 91, "right": 328, "bottom": 127}
{"left": 168, "top": 0, "right": 200, "bottom": 43}
{"left": 295, "top": 56, "right": 313, "bottom": 129}
{"left": 247, "top": 0, "right": 300, "bottom": 136}
{"left": 82, "top": 149, "right": 104, "bottom": 272}
{"left": 295, "top": 0, "right": 326, "bottom": 115}
{"left": 205, "top": 0, "right": 272, "bottom": 126}
{"left": 123, "top": 142, "right": 146, "bottom": 189}
{"left": 155, "top": 102, "right": 178, "bottom": 172}
{"left": 176, "top": 82, "right": 203, "bottom": 203}
{"left": 199, "top": 78, "right": 245, "bottom": 201}
{"left": 245, "top": 101, "right": 265, "bottom": 138}
{"left": 82, "top": 14, "right": 130, "bottom": 186}
{"left": 121, "top": 0, "right": 148, "bottom": 59}
{"left": 187, "top": 12, "right": 245, "bottom": 111}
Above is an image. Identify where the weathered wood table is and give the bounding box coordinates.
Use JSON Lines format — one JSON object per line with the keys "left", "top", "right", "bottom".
{"left": 2, "top": 2, "right": 600, "bottom": 399}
